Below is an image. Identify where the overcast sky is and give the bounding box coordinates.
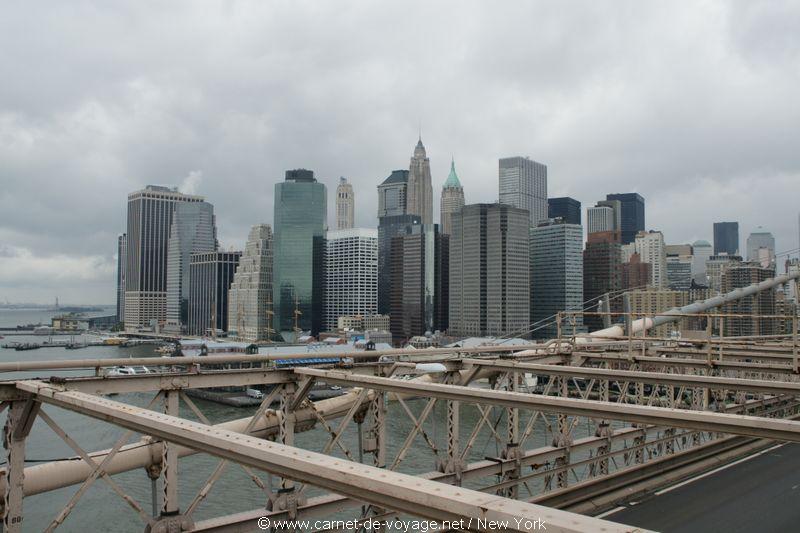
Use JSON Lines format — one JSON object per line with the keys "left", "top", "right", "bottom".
{"left": 1, "top": 1, "right": 799, "bottom": 304}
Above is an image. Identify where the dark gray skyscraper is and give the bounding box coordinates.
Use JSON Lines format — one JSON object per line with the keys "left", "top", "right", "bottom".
{"left": 187, "top": 251, "right": 241, "bottom": 336}
{"left": 606, "top": 193, "right": 645, "bottom": 245}
{"left": 449, "top": 204, "right": 530, "bottom": 337}
{"left": 116, "top": 234, "right": 127, "bottom": 324}
{"left": 377, "top": 170, "right": 421, "bottom": 314}
{"left": 273, "top": 169, "right": 327, "bottom": 339}
{"left": 713, "top": 221, "right": 739, "bottom": 256}
{"left": 547, "top": 197, "right": 581, "bottom": 225}
{"left": 125, "top": 185, "right": 207, "bottom": 331}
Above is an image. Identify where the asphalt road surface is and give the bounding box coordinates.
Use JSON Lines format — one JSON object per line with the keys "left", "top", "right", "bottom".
{"left": 605, "top": 443, "right": 800, "bottom": 532}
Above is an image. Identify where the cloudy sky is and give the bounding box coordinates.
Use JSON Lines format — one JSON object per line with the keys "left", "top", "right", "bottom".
{"left": 1, "top": 1, "right": 799, "bottom": 304}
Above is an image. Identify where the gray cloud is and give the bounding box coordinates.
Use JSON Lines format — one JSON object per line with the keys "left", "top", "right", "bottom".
{"left": 1, "top": 0, "right": 799, "bottom": 303}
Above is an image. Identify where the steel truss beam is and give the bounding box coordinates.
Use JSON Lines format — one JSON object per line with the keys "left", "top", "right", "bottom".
{"left": 464, "top": 359, "right": 800, "bottom": 395}
{"left": 15, "top": 381, "right": 641, "bottom": 533}
{"left": 295, "top": 368, "right": 800, "bottom": 442}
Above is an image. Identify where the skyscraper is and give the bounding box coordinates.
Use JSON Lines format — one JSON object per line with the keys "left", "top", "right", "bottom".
{"left": 713, "top": 221, "right": 739, "bottom": 256}
{"left": 746, "top": 229, "right": 776, "bottom": 268}
{"left": 530, "top": 219, "right": 584, "bottom": 339}
{"left": 336, "top": 177, "right": 355, "bottom": 230}
{"left": 666, "top": 256, "right": 692, "bottom": 291}
{"left": 273, "top": 169, "right": 327, "bottom": 339}
{"left": 164, "top": 201, "right": 217, "bottom": 334}
{"left": 227, "top": 224, "right": 274, "bottom": 342}
{"left": 587, "top": 205, "right": 616, "bottom": 235}
{"left": 187, "top": 251, "right": 240, "bottom": 336}
{"left": 547, "top": 197, "right": 581, "bottom": 225}
{"left": 605, "top": 193, "right": 645, "bottom": 245}
{"left": 124, "top": 185, "right": 207, "bottom": 331}
{"left": 407, "top": 138, "right": 433, "bottom": 225}
{"left": 499, "top": 157, "right": 548, "bottom": 226}
{"left": 377, "top": 170, "right": 421, "bottom": 314}
{"left": 633, "top": 230, "right": 667, "bottom": 289}
{"left": 583, "top": 231, "right": 621, "bottom": 331}
{"left": 691, "top": 240, "right": 713, "bottom": 285}
{"left": 449, "top": 204, "right": 530, "bottom": 337}
{"left": 116, "top": 234, "right": 127, "bottom": 324}
{"left": 440, "top": 158, "right": 465, "bottom": 236}
{"left": 323, "top": 228, "right": 378, "bottom": 332}
{"left": 722, "top": 264, "right": 776, "bottom": 336}
{"left": 389, "top": 225, "right": 448, "bottom": 342}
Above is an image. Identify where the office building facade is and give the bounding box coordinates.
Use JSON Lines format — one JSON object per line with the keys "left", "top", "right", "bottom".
{"left": 633, "top": 230, "right": 667, "bottom": 289}
{"left": 273, "top": 169, "right": 327, "bottom": 339}
{"left": 746, "top": 230, "right": 776, "bottom": 268}
{"left": 164, "top": 201, "right": 217, "bottom": 333}
{"left": 713, "top": 221, "right": 739, "bottom": 256}
{"left": 124, "top": 186, "right": 207, "bottom": 331}
{"left": 530, "top": 219, "right": 584, "bottom": 339}
{"left": 116, "top": 234, "right": 127, "bottom": 324}
{"left": 722, "top": 264, "right": 776, "bottom": 336}
{"left": 499, "top": 157, "right": 548, "bottom": 226}
{"left": 389, "top": 225, "right": 448, "bottom": 342}
{"left": 691, "top": 240, "right": 713, "bottom": 285}
{"left": 606, "top": 193, "right": 644, "bottom": 245}
{"left": 449, "top": 204, "right": 530, "bottom": 337}
{"left": 587, "top": 205, "right": 615, "bottom": 234}
{"left": 583, "top": 231, "right": 621, "bottom": 331}
{"left": 227, "top": 224, "right": 274, "bottom": 342}
{"left": 548, "top": 197, "right": 581, "bottom": 225}
{"left": 323, "top": 228, "right": 378, "bottom": 332}
{"left": 187, "top": 251, "right": 241, "bottom": 336}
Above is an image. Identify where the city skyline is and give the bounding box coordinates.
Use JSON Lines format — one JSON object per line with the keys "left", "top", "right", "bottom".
{"left": 2, "top": 1, "right": 800, "bottom": 303}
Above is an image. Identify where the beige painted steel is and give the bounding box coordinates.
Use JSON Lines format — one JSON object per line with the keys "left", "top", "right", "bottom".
{"left": 296, "top": 368, "right": 800, "bottom": 442}
{"left": 464, "top": 359, "right": 800, "bottom": 395}
{"left": 16, "top": 381, "right": 645, "bottom": 533}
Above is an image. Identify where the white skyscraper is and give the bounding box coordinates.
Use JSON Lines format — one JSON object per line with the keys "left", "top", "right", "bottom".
{"left": 336, "top": 176, "right": 354, "bottom": 230}
{"left": 499, "top": 156, "right": 547, "bottom": 226}
{"left": 227, "top": 224, "right": 274, "bottom": 341}
{"left": 407, "top": 138, "right": 433, "bottom": 225}
{"left": 323, "top": 228, "right": 378, "bottom": 331}
{"left": 587, "top": 205, "right": 615, "bottom": 234}
{"left": 691, "top": 240, "right": 713, "bottom": 285}
{"left": 633, "top": 230, "right": 667, "bottom": 289}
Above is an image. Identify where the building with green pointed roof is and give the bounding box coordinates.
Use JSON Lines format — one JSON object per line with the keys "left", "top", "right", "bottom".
{"left": 440, "top": 158, "right": 465, "bottom": 236}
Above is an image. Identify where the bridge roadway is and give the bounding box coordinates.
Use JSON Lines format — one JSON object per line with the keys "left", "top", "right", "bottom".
{"left": 603, "top": 442, "right": 800, "bottom": 532}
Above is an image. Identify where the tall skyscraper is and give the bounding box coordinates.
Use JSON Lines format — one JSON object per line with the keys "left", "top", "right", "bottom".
{"left": 713, "top": 221, "right": 739, "bottom": 256}
{"left": 323, "top": 228, "right": 378, "bottom": 332}
{"left": 336, "top": 177, "right": 354, "bottom": 230}
{"left": 165, "top": 201, "right": 217, "bottom": 334}
{"left": 583, "top": 231, "right": 621, "bottom": 331}
{"left": 706, "top": 254, "right": 743, "bottom": 294}
{"left": 227, "top": 224, "right": 274, "bottom": 342}
{"left": 377, "top": 169, "right": 420, "bottom": 314}
{"left": 499, "top": 157, "right": 548, "bottom": 226}
{"left": 605, "top": 193, "right": 645, "bottom": 245}
{"left": 124, "top": 185, "right": 207, "bottom": 331}
{"left": 116, "top": 234, "right": 127, "bottom": 324}
{"left": 187, "top": 251, "right": 240, "bottom": 336}
{"left": 449, "top": 204, "right": 530, "bottom": 337}
{"left": 439, "top": 158, "right": 465, "bottom": 236}
{"left": 746, "top": 229, "right": 776, "bottom": 268}
{"left": 597, "top": 199, "right": 622, "bottom": 232}
{"left": 530, "top": 219, "right": 584, "bottom": 339}
{"left": 691, "top": 240, "right": 713, "bottom": 285}
{"left": 587, "top": 205, "right": 616, "bottom": 235}
{"left": 407, "top": 138, "right": 433, "bottom": 225}
{"left": 389, "top": 225, "right": 448, "bottom": 342}
{"left": 633, "top": 230, "right": 667, "bottom": 289}
{"left": 548, "top": 197, "right": 581, "bottom": 225}
{"left": 273, "top": 169, "right": 327, "bottom": 339}
{"left": 666, "top": 255, "right": 692, "bottom": 291}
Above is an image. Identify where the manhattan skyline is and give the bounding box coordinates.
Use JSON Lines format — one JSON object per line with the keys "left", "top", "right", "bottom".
{"left": 2, "top": 1, "right": 799, "bottom": 303}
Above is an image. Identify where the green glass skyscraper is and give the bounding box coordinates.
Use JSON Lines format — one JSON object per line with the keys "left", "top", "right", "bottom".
{"left": 273, "top": 169, "right": 327, "bottom": 339}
